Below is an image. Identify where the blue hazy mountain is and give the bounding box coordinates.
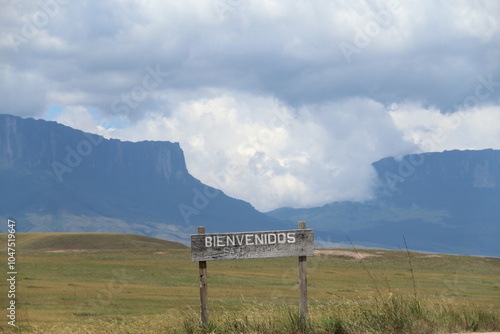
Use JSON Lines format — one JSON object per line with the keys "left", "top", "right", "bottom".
{"left": 268, "top": 150, "right": 500, "bottom": 256}
{"left": 2, "top": 114, "right": 499, "bottom": 255}
{"left": 0, "top": 114, "right": 282, "bottom": 243}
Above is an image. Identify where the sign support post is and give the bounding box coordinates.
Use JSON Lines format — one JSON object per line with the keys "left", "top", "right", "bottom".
{"left": 298, "top": 221, "right": 308, "bottom": 328}
{"left": 191, "top": 223, "right": 314, "bottom": 328}
{"left": 198, "top": 226, "right": 209, "bottom": 328}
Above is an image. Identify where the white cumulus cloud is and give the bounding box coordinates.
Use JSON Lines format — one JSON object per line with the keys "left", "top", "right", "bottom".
{"left": 1, "top": 0, "right": 500, "bottom": 211}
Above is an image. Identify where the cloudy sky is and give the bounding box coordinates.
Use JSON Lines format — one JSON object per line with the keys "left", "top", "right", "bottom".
{"left": 1, "top": 0, "right": 500, "bottom": 211}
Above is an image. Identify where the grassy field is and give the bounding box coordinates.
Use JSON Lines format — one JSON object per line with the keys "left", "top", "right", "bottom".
{"left": 1, "top": 233, "right": 499, "bottom": 333}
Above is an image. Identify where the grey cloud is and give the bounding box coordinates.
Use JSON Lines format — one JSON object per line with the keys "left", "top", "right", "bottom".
{"left": 0, "top": 67, "right": 47, "bottom": 117}
{"left": 2, "top": 0, "right": 499, "bottom": 120}
{"left": 1, "top": 0, "right": 499, "bottom": 211}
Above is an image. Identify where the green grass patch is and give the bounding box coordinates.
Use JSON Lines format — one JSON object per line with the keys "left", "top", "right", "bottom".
{"left": 1, "top": 232, "right": 187, "bottom": 250}
{"left": 0, "top": 234, "right": 498, "bottom": 333}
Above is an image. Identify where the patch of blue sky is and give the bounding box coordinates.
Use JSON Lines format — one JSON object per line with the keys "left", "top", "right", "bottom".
{"left": 45, "top": 105, "right": 65, "bottom": 120}
{"left": 101, "top": 115, "right": 130, "bottom": 130}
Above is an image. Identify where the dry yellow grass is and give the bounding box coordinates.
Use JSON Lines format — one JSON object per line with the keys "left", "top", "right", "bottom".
{"left": 0, "top": 233, "right": 498, "bottom": 333}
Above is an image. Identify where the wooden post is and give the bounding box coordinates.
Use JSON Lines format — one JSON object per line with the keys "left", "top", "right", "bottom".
{"left": 198, "top": 226, "right": 208, "bottom": 327}
{"left": 191, "top": 225, "right": 314, "bottom": 328}
{"left": 298, "top": 221, "right": 308, "bottom": 328}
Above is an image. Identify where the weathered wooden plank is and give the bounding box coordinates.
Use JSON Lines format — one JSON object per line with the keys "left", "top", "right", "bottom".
{"left": 191, "top": 229, "right": 314, "bottom": 261}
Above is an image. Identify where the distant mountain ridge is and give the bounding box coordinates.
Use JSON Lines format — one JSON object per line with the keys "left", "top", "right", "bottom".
{"left": 0, "top": 114, "right": 281, "bottom": 243}
{"left": 268, "top": 149, "right": 500, "bottom": 256}
{"left": 2, "top": 114, "right": 499, "bottom": 256}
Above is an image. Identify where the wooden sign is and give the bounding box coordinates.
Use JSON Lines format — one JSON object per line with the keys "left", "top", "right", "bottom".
{"left": 191, "top": 229, "right": 314, "bottom": 261}
{"left": 192, "top": 223, "right": 313, "bottom": 329}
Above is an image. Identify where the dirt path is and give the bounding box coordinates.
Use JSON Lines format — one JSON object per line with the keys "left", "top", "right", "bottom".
{"left": 314, "top": 249, "right": 380, "bottom": 260}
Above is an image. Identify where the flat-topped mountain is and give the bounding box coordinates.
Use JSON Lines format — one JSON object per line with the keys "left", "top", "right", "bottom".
{"left": 268, "top": 149, "right": 500, "bottom": 256}
{"left": 3, "top": 114, "right": 499, "bottom": 255}
{"left": 0, "top": 114, "right": 281, "bottom": 243}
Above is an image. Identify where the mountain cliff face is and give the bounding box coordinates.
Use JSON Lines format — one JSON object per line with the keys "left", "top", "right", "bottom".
{"left": 0, "top": 114, "right": 188, "bottom": 181}
{"left": 268, "top": 149, "right": 500, "bottom": 256}
{"left": 374, "top": 149, "right": 499, "bottom": 200}
{"left": 3, "top": 114, "right": 499, "bottom": 255}
{"left": 0, "top": 114, "right": 281, "bottom": 242}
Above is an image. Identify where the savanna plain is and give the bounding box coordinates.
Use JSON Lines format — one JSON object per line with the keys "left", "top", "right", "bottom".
{"left": 1, "top": 233, "right": 499, "bottom": 334}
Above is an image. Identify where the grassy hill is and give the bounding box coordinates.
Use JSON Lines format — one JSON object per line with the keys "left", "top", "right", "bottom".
{"left": 0, "top": 233, "right": 498, "bottom": 333}
{"left": 1, "top": 232, "right": 187, "bottom": 250}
